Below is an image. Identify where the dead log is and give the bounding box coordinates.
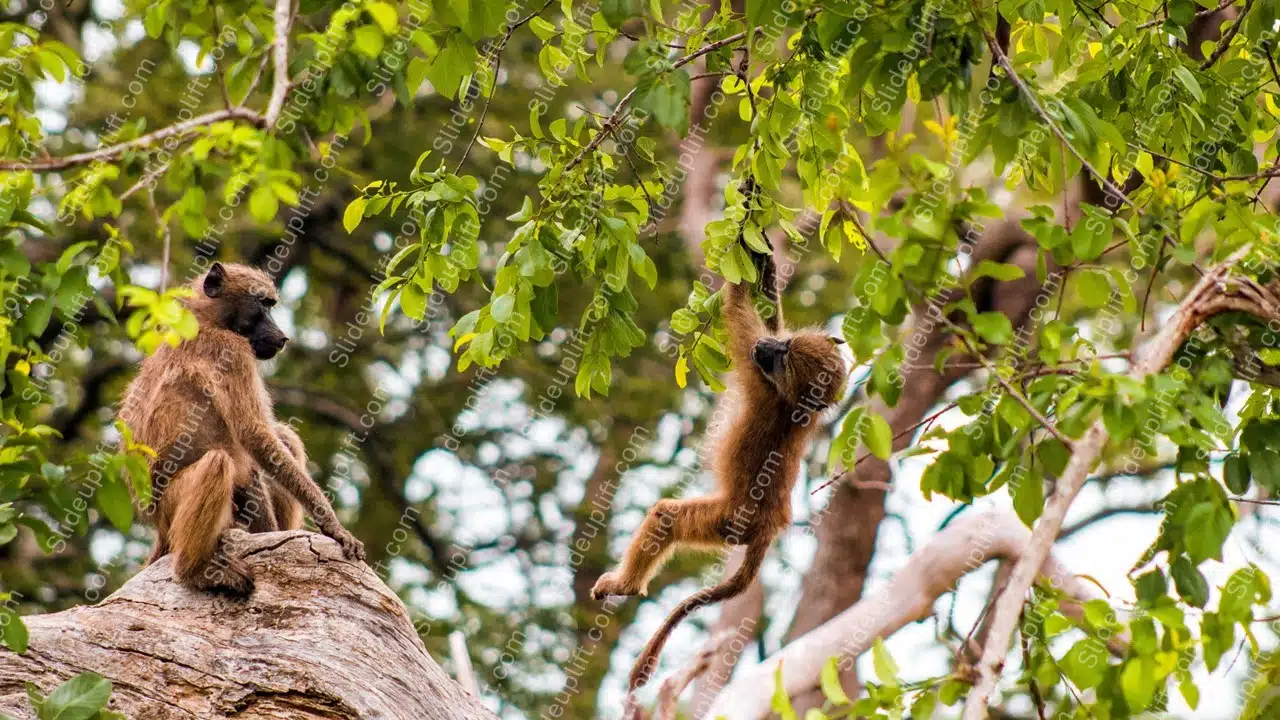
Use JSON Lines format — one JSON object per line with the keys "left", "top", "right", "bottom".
{"left": 0, "top": 530, "right": 497, "bottom": 720}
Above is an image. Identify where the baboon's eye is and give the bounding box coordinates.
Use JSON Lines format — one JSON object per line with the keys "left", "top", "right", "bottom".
{"left": 261, "top": 297, "right": 277, "bottom": 308}
{"left": 830, "top": 337, "right": 846, "bottom": 345}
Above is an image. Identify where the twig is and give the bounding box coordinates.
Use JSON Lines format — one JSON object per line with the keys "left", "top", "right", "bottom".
{"left": 943, "top": 316, "right": 1076, "bottom": 450}
{"left": 1200, "top": 0, "right": 1256, "bottom": 70}
{"left": 1020, "top": 608, "right": 1049, "bottom": 720}
{"left": 810, "top": 401, "right": 959, "bottom": 494}
{"left": 263, "top": 0, "right": 295, "bottom": 126}
{"left": 564, "top": 31, "right": 747, "bottom": 171}
{"left": 119, "top": 146, "right": 185, "bottom": 202}
{"left": 1231, "top": 496, "right": 1280, "bottom": 506}
{"left": 146, "top": 186, "right": 172, "bottom": 292}
{"left": 1136, "top": 0, "right": 1232, "bottom": 28}
{"left": 454, "top": 0, "right": 554, "bottom": 172}
{"left": 0, "top": 108, "right": 262, "bottom": 171}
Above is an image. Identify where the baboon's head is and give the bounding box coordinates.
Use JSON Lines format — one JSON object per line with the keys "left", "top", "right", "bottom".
{"left": 752, "top": 331, "right": 847, "bottom": 414}
{"left": 198, "top": 262, "right": 288, "bottom": 359}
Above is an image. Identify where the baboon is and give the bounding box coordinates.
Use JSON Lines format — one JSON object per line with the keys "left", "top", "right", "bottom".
{"left": 591, "top": 249, "right": 847, "bottom": 691}
{"left": 119, "top": 262, "right": 364, "bottom": 596}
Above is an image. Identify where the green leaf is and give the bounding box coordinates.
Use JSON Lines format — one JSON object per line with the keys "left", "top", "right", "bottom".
{"left": 1172, "top": 554, "right": 1210, "bottom": 608}
{"left": 1184, "top": 502, "right": 1231, "bottom": 564}
{"left": 600, "top": 0, "right": 642, "bottom": 27}
{"left": 670, "top": 308, "right": 699, "bottom": 335}
{"left": 352, "top": 25, "right": 385, "bottom": 58}
{"left": 910, "top": 689, "right": 938, "bottom": 720}
{"left": 1069, "top": 209, "right": 1110, "bottom": 261}
{"left": 1248, "top": 448, "right": 1280, "bottom": 492}
{"left": 366, "top": 2, "right": 398, "bottom": 33}
{"left": 55, "top": 241, "right": 96, "bottom": 275}
{"left": 1059, "top": 639, "right": 1105, "bottom": 689}
{"left": 95, "top": 477, "right": 133, "bottom": 533}
{"left": 0, "top": 609, "right": 28, "bottom": 653}
{"left": 249, "top": 186, "right": 278, "bottom": 223}
{"left": 748, "top": 0, "right": 786, "bottom": 30}
{"left": 638, "top": 71, "right": 692, "bottom": 134}
{"left": 491, "top": 292, "right": 516, "bottom": 323}
{"left": 1134, "top": 569, "right": 1167, "bottom": 606}
{"left": 972, "top": 312, "right": 1013, "bottom": 345}
{"left": 871, "top": 637, "right": 899, "bottom": 684}
{"left": 1076, "top": 269, "right": 1112, "bottom": 308}
{"left": 819, "top": 657, "right": 850, "bottom": 704}
{"left": 41, "top": 672, "right": 112, "bottom": 720}
{"left": 1011, "top": 464, "right": 1044, "bottom": 527}
{"left": 967, "top": 259, "right": 1025, "bottom": 284}
{"left": 343, "top": 197, "right": 368, "bottom": 233}
{"left": 770, "top": 662, "right": 798, "bottom": 720}
{"left": 1173, "top": 65, "right": 1204, "bottom": 102}
{"left": 399, "top": 281, "right": 427, "bottom": 320}
{"left": 1121, "top": 657, "right": 1156, "bottom": 711}
{"left": 861, "top": 412, "right": 893, "bottom": 460}
{"left": 23, "top": 298, "right": 54, "bottom": 336}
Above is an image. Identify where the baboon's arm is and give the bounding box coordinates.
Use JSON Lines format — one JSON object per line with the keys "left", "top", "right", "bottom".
{"left": 240, "top": 422, "right": 365, "bottom": 562}
{"left": 724, "top": 278, "right": 767, "bottom": 367}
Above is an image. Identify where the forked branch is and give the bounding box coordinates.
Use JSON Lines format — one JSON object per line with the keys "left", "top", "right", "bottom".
{"left": 961, "top": 247, "right": 1280, "bottom": 719}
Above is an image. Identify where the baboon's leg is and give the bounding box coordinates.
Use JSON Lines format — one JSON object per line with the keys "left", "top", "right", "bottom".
{"left": 167, "top": 449, "right": 254, "bottom": 597}
{"left": 234, "top": 473, "right": 279, "bottom": 533}
{"left": 591, "top": 496, "right": 729, "bottom": 599}
{"left": 269, "top": 482, "right": 304, "bottom": 530}
{"left": 270, "top": 422, "right": 306, "bottom": 530}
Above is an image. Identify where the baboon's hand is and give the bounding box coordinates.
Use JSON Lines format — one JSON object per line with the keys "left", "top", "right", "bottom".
{"left": 329, "top": 526, "right": 366, "bottom": 563}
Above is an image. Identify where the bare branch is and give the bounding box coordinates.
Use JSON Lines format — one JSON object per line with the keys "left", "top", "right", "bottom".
{"left": 263, "top": 0, "right": 295, "bottom": 126}
{"left": 704, "top": 509, "right": 1114, "bottom": 719}
{"left": 941, "top": 315, "right": 1075, "bottom": 450}
{"left": 0, "top": 108, "right": 262, "bottom": 172}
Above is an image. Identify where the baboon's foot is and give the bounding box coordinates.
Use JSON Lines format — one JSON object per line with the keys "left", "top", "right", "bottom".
{"left": 590, "top": 571, "right": 646, "bottom": 600}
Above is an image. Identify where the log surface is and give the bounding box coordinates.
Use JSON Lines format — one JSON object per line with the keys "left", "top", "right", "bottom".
{"left": 0, "top": 530, "right": 496, "bottom": 720}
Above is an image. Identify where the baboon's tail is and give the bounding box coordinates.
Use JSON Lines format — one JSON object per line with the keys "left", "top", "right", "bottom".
{"left": 627, "top": 540, "right": 770, "bottom": 693}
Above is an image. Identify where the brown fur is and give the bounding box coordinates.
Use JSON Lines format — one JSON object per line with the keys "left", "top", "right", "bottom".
{"left": 591, "top": 250, "right": 847, "bottom": 692}
{"left": 119, "top": 262, "right": 364, "bottom": 597}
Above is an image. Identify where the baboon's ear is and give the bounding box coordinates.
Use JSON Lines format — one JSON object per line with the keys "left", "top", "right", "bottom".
{"left": 204, "top": 262, "right": 226, "bottom": 298}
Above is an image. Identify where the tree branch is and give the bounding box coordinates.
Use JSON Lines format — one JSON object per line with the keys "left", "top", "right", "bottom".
{"left": 703, "top": 509, "right": 1112, "bottom": 720}
{"left": 1199, "top": 0, "right": 1255, "bottom": 70}
{"left": 0, "top": 108, "right": 263, "bottom": 172}
{"left": 263, "top": 0, "right": 295, "bottom": 126}
{"left": 961, "top": 247, "right": 1276, "bottom": 719}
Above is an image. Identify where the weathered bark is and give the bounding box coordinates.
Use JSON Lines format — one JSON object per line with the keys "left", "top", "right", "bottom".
{"left": 0, "top": 530, "right": 496, "bottom": 720}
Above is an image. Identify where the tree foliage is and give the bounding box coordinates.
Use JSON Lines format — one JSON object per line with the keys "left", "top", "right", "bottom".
{"left": 4, "top": 0, "right": 1280, "bottom": 716}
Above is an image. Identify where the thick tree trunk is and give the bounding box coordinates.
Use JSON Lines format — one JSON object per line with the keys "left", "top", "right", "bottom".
{"left": 0, "top": 530, "right": 496, "bottom": 720}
